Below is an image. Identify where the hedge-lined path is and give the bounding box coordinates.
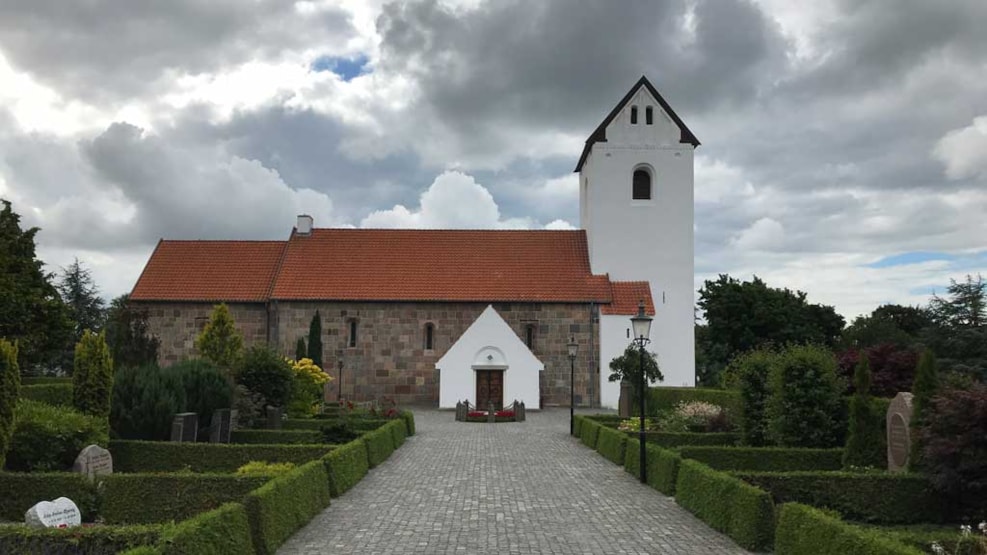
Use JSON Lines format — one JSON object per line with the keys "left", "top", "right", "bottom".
{"left": 277, "top": 409, "right": 751, "bottom": 554}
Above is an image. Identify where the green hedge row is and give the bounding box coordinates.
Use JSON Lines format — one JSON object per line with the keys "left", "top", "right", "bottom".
{"left": 101, "top": 473, "right": 271, "bottom": 524}
{"left": 580, "top": 419, "right": 601, "bottom": 448}
{"left": 110, "top": 440, "right": 335, "bottom": 473}
{"left": 572, "top": 414, "right": 586, "bottom": 436}
{"left": 595, "top": 426, "right": 627, "bottom": 465}
{"left": 677, "top": 446, "right": 845, "bottom": 472}
{"left": 363, "top": 425, "right": 396, "bottom": 468}
{"left": 230, "top": 429, "right": 325, "bottom": 445}
{"left": 675, "top": 460, "right": 775, "bottom": 551}
{"left": 648, "top": 387, "right": 742, "bottom": 416}
{"left": 388, "top": 419, "right": 408, "bottom": 449}
{"left": 156, "top": 502, "right": 254, "bottom": 555}
{"left": 19, "top": 383, "right": 73, "bottom": 407}
{"left": 282, "top": 418, "right": 390, "bottom": 431}
{"left": 634, "top": 431, "right": 740, "bottom": 448}
{"left": 623, "top": 438, "right": 681, "bottom": 496}
{"left": 245, "top": 460, "right": 331, "bottom": 555}
{"left": 0, "top": 472, "right": 97, "bottom": 521}
{"left": 774, "top": 503, "right": 923, "bottom": 555}
{"left": 322, "top": 439, "right": 370, "bottom": 497}
{"left": 400, "top": 411, "right": 416, "bottom": 436}
{"left": 0, "top": 523, "right": 159, "bottom": 554}
{"left": 20, "top": 376, "right": 72, "bottom": 386}
{"left": 734, "top": 471, "right": 949, "bottom": 524}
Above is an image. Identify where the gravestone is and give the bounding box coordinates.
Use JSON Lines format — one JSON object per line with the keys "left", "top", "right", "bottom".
{"left": 517, "top": 401, "right": 526, "bottom": 422}
{"left": 171, "top": 412, "right": 198, "bottom": 442}
{"left": 72, "top": 444, "right": 112, "bottom": 482}
{"left": 209, "top": 409, "right": 236, "bottom": 443}
{"left": 455, "top": 401, "right": 464, "bottom": 421}
{"left": 25, "top": 497, "right": 81, "bottom": 528}
{"left": 618, "top": 381, "right": 633, "bottom": 418}
{"left": 886, "top": 392, "right": 914, "bottom": 472}
{"left": 266, "top": 406, "right": 283, "bottom": 430}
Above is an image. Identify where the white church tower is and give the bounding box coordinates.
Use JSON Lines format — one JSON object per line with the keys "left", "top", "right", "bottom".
{"left": 578, "top": 76, "right": 699, "bottom": 403}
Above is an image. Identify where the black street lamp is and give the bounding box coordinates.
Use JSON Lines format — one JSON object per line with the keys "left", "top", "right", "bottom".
{"left": 568, "top": 336, "right": 579, "bottom": 435}
{"left": 630, "top": 300, "right": 653, "bottom": 483}
{"left": 336, "top": 350, "right": 344, "bottom": 402}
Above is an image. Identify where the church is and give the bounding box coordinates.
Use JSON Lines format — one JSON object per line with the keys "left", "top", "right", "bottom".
{"left": 129, "top": 76, "right": 699, "bottom": 409}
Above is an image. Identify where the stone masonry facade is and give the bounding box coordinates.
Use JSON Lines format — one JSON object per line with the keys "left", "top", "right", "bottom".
{"left": 138, "top": 300, "right": 601, "bottom": 407}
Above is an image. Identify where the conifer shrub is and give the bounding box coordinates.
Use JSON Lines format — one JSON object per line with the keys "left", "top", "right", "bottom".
{"left": 295, "top": 338, "right": 306, "bottom": 362}
{"left": 72, "top": 330, "right": 114, "bottom": 419}
{"left": 237, "top": 347, "right": 294, "bottom": 408}
{"left": 843, "top": 354, "right": 885, "bottom": 468}
{"left": 910, "top": 349, "right": 939, "bottom": 469}
{"left": 767, "top": 344, "right": 845, "bottom": 448}
{"left": 0, "top": 338, "right": 20, "bottom": 469}
{"left": 725, "top": 348, "right": 773, "bottom": 446}
{"left": 6, "top": 399, "right": 109, "bottom": 471}
{"left": 307, "top": 311, "right": 323, "bottom": 370}
{"left": 195, "top": 303, "right": 243, "bottom": 371}
{"left": 170, "top": 359, "right": 233, "bottom": 434}
{"left": 110, "top": 364, "right": 186, "bottom": 440}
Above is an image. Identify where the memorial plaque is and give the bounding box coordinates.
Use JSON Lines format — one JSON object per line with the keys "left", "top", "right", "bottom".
{"left": 25, "top": 497, "right": 81, "bottom": 529}
{"left": 171, "top": 412, "right": 198, "bottom": 442}
{"left": 886, "top": 392, "right": 914, "bottom": 472}
{"left": 72, "top": 444, "right": 112, "bottom": 482}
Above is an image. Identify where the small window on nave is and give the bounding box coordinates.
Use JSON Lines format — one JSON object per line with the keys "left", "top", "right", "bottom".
{"left": 348, "top": 319, "right": 358, "bottom": 348}
{"left": 424, "top": 323, "right": 435, "bottom": 351}
{"left": 632, "top": 169, "right": 652, "bottom": 200}
{"left": 646, "top": 106, "right": 653, "bottom": 125}
{"left": 630, "top": 105, "right": 638, "bottom": 125}
{"left": 525, "top": 324, "right": 536, "bottom": 349}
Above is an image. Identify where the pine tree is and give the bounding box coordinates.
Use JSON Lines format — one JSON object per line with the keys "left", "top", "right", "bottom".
{"left": 72, "top": 330, "right": 113, "bottom": 419}
{"left": 0, "top": 339, "right": 20, "bottom": 468}
{"left": 307, "top": 311, "right": 323, "bottom": 369}
{"left": 57, "top": 259, "right": 106, "bottom": 340}
{"left": 843, "top": 354, "right": 884, "bottom": 468}
{"left": 195, "top": 304, "right": 243, "bottom": 371}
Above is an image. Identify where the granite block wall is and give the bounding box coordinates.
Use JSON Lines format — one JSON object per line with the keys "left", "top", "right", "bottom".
{"left": 133, "top": 302, "right": 268, "bottom": 365}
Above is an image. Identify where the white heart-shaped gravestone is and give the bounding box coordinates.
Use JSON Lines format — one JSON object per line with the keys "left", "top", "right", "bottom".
{"left": 24, "top": 497, "right": 81, "bottom": 528}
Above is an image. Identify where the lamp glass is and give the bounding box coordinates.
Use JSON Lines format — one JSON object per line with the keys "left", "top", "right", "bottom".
{"left": 567, "top": 336, "right": 578, "bottom": 359}
{"left": 630, "top": 301, "right": 652, "bottom": 342}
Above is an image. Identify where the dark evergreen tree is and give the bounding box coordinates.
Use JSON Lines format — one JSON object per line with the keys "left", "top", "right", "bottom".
{"left": 295, "top": 337, "right": 307, "bottom": 361}
{"left": 843, "top": 355, "right": 884, "bottom": 468}
{"left": 307, "top": 311, "right": 323, "bottom": 369}
{"left": 724, "top": 348, "right": 774, "bottom": 447}
{"left": 104, "top": 294, "right": 160, "bottom": 369}
{"left": 608, "top": 344, "right": 662, "bottom": 415}
{"left": 57, "top": 258, "right": 106, "bottom": 340}
{"left": 0, "top": 339, "right": 20, "bottom": 468}
{"left": 72, "top": 331, "right": 113, "bottom": 419}
{"left": 910, "top": 349, "right": 939, "bottom": 470}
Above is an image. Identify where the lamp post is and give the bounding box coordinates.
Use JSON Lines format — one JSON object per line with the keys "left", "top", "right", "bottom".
{"left": 630, "top": 300, "right": 653, "bottom": 483}
{"left": 568, "top": 336, "right": 579, "bottom": 435}
{"left": 336, "top": 350, "right": 344, "bottom": 402}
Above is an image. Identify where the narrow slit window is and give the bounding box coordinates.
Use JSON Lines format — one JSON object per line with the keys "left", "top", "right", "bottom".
{"left": 630, "top": 105, "right": 638, "bottom": 124}
{"left": 424, "top": 323, "right": 435, "bottom": 350}
{"left": 348, "top": 320, "right": 358, "bottom": 348}
{"left": 645, "top": 106, "right": 653, "bottom": 125}
{"left": 525, "top": 324, "right": 535, "bottom": 349}
{"left": 633, "top": 169, "right": 652, "bottom": 200}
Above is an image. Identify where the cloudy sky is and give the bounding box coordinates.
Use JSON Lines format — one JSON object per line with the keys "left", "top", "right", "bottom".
{"left": 2, "top": 0, "right": 985, "bottom": 320}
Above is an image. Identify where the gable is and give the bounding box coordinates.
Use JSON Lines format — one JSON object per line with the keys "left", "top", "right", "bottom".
{"left": 436, "top": 305, "right": 543, "bottom": 371}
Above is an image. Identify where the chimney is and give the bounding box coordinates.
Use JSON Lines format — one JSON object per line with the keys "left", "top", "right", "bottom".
{"left": 296, "top": 214, "right": 313, "bottom": 236}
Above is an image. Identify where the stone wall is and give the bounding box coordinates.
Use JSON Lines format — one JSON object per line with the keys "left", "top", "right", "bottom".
{"left": 133, "top": 301, "right": 269, "bottom": 366}
{"left": 272, "top": 301, "right": 599, "bottom": 407}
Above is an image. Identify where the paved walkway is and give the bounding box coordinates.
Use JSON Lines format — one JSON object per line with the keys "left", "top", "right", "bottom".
{"left": 277, "top": 409, "right": 750, "bottom": 554}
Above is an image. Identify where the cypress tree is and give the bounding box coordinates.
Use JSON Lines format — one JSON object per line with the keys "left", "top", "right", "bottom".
{"left": 72, "top": 330, "right": 113, "bottom": 419}
{"left": 0, "top": 339, "right": 20, "bottom": 468}
{"left": 295, "top": 338, "right": 307, "bottom": 361}
{"left": 307, "top": 311, "right": 323, "bottom": 369}
{"left": 843, "top": 354, "right": 884, "bottom": 468}
{"left": 910, "top": 349, "right": 939, "bottom": 469}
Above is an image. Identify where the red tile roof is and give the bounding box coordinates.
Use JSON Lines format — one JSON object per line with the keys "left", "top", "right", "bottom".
{"left": 601, "top": 281, "right": 655, "bottom": 315}
{"left": 271, "top": 229, "right": 612, "bottom": 302}
{"left": 130, "top": 240, "right": 287, "bottom": 302}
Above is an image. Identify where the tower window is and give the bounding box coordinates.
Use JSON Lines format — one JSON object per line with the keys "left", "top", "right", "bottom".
{"left": 646, "top": 106, "right": 653, "bottom": 125}
{"left": 524, "top": 324, "right": 535, "bottom": 349}
{"left": 633, "top": 169, "right": 652, "bottom": 200}
{"left": 424, "top": 323, "right": 435, "bottom": 350}
{"left": 630, "top": 105, "right": 638, "bottom": 124}
{"left": 348, "top": 319, "right": 358, "bottom": 348}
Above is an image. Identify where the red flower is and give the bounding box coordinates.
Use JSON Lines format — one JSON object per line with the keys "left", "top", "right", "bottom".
{"left": 495, "top": 410, "right": 515, "bottom": 418}
{"left": 467, "top": 411, "right": 486, "bottom": 418}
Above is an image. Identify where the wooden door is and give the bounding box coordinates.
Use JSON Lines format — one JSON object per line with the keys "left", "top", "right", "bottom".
{"left": 475, "top": 370, "right": 504, "bottom": 410}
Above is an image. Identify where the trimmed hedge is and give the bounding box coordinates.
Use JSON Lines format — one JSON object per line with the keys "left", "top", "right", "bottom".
{"left": 677, "top": 446, "right": 845, "bottom": 472}
{"left": 244, "top": 459, "right": 331, "bottom": 555}
{"left": 675, "top": 459, "right": 775, "bottom": 551}
{"left": 400, "top": 411, "right": 416, "bottom": 436}
{"left": 0, "top": 472, "right": 97, "bottom": 521}
{"left": 101, "top": 473, "right": 271, "bottom": 524}
{"left": 774, "top": 503, "right": 923, "bottom": 555}
{"left": 363, "top": 425, "right": 396, "bottom": 468}
{"left": 20, "top": 377, "right": 73, "bottom": 386}
{"left": 648, "top": 387, "right": 742, "bottom": 416}
{"left": 388, "top": 419, "right": 407, "bottom": 449}
{"left": 230, "top": 429, "right": 325, "bottom": 445}
{"left": 580, "top": 419, "right": 601, "bottom": 449}
{"left": 734, "top": 471, "right": 949, "bottom": 524}
{"left": 632, "top": 431, "right": 740, "bottom": 448}
{"left": 572, "top": 414, "right": 585, "bottom": 436}
{"left": 110, "top": 440, "right": 334, "bottom": 473}
{"left": 595, "top": 426, "right": 627, "bottom": 465}
{"left": 19, "top": 383, "right": 73, "bottom": 407}
{"left": 0, "top": 523, "right": 160, "bottom": 555}
{"left": 623, "top": 438, "right": 681, "bottom": 495}
{"left": 157, "top": 502, "right": 254, "bottom": 555}
{"left": 282, "top": 418, "right": 390, "bottom": 431}
{"left": 322, "top": 439, "right": 370, "bottom": 497}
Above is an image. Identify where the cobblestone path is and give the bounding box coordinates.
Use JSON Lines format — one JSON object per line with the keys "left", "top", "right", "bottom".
{"left": 277, "top": 409, "right": 751, "bottom": 554}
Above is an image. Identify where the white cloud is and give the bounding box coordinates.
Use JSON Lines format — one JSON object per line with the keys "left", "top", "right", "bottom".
{"left": 731, "top": 217, "right": 785, "bottom": 251}
{"left": 933, "top": 115, "right": 987, "bottom": 180}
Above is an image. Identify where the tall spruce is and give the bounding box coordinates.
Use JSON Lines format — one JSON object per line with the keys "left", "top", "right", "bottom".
{"left": 195, "top": 303, "right": 244, "bottom": 371}
{"left": 910, "top": 349, "right": 939, "bottom": 469}
{"left": 843, "top": 354, "right": 884, "bottom": 468}
{"left": 307, "top": 311, "right": 323, "bottom": 369}
{"left": 295, "top": 338, "right": 307, "bottom": 361}
{"left": 0, "top": 339, "right": 19, "bottom": 468}
{"left": 57, "top": 259, "right": 106, "bottom": 340}
{"left": 104, "top": 294, "right": 160, "bottom": 368}
{"left": 72, "top": 330, "right": 113, "bottom": 419}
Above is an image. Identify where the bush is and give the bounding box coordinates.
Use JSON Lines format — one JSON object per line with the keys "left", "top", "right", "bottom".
{"left": 734, "top": 470, "right": 949, "bottom": 524}
{"left": 911, "top": 349, "right": 939, "bottom": 469}
{"left": 101, "top": 473, "right": 270, "bottom": 524}
{"left": 110, "top": 440, "right": 334, "bottom": 473}
{"left": 363, "top": 427, "right": 395, "bottom": 468}
{"left": 674, "top": 459, "right": 775, "bottom": 551}
{"left": 237, "top": 346, "right": 294, "bottom": 408}
{"left": 844, "top": 355, "right": 886, "bottom": 468}
{"left": 647, "top": 387, "right": 742, "bottom": 417}
{"left": 19, "top": 383, "right": 73, "bottom": 407}
{"left": 72, "top": 330, "right": 114, "bottom": 419}
{"left": 633, "top": 431, "right": 740, "bottom": 448}
{"left": 767, "top": 344, "right": 845, "bottom": 448}
{"left": 157, "top": 502, "right": 254, "bottom": 555}
{"left": 20, "top": 376, "right": 72, "bottom": 385}
{"left": 235, "top": 461, "right": 297, "bottom": 475}
{"left": 725, "top": 348, "right": 773, "bottom": 446}
{"left": 244, "top": 460, "right": 331, "bottom": 555}
{"left": 195, "top": 303, "right": 243, "bottom": 370}
{"left": 319, "top": 422, "right": 360, "bottom": 444}
{"left": 659, "top": 401, "right": 733, "bottom": 433}
{"left": 0, "top": 339, "right": 19, "bottom": 469}
{"left": 774, "top": 503, "right": 923, "bottom": 555}
{"left": 232, "top": 429, "right": 325, "bottom": 445}
{"left": 677, "top": 446, "right": 845, "bottom": 472}
{"left": 169, "top": 359, "right": 233, "bottom": 435}
{"left": 920, "top": 384, "right": 987, "bottom": 511}
{"left": 580, "top": 419, "right": 601, "bottom": 448}
{"left": 623, "top": 438, "right": 681, "bottom": 495}
{"left": 0, "top": 523, "right": 161, "bottom": 555}
{"left": 323, "top": 439, "right": 370, "bottom": 497}
{"left": 401, "top": 410, "right": 416, "bottom": 436}
{"left": 0, "top": 471, "right": 97, "bottom": 521}
{"left": 110, "top": 364, "right": 186, "bottom": 441}
{"left": 837, "top": 344, "right": 920, "bottom": 398}
{"left": 6, "top": 399, "right": 109, "bottom": 472}
{"left": 595, "top": 426, "right": 627, "bottom": 465}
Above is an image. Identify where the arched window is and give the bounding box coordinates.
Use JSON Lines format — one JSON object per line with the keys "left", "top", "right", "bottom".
{"left": 347, "top": 319, "right": 358, "bottom": 348}
{"left": 645, "top": 106, "right": 654, "bottom": 125}
{"left": 424, "top": 323, "right": 435, "bottom": 351}
{"left": 524, "top": 324, "right": 536, "bottom": 349}
{"left": 633, "top": 169, "right": 652, "bottom": 200}
{"left": 630, "top": 105, "right": 638, "bottom": 124}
